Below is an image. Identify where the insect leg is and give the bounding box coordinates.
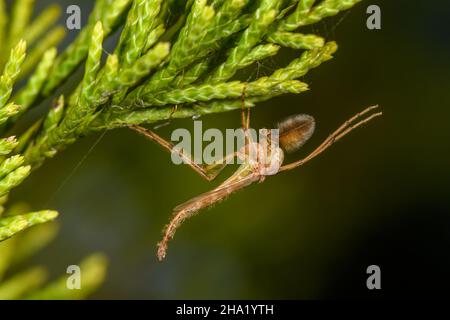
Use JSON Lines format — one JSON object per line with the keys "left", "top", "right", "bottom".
{"left": 240, "top": 83, "right": 253, "bottom": 146}
{"left": 241, "top": 83, "right": 248, "bottom": 131}
{"left": 280, "top": 105, "right": 382, "bottom": 172}
{"left": 129, "top": 125, "right": 238, "bottom": 182}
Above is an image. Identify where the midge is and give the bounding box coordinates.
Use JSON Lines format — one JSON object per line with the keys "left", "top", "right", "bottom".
{"left": 131, "top": 105, "right": 382, "bottom": 261}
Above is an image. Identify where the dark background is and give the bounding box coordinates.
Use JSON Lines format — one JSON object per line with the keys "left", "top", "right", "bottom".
{"left": 10, "top": 0, "right": 450, "bottom": 299}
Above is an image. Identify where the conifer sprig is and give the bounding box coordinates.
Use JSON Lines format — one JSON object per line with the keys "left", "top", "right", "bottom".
{"left": 18, "top": 0, "right": 363, "bottom": 168}
{"left": 0, "top": 0, "right": 365, "bottom": 298}
{"left": 0, "top": 0, "right": 364, "bottom": 242}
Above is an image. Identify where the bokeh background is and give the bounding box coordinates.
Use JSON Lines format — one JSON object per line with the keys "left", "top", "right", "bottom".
{"left": 8, "top": 0, "right": 450, "bottom": 299}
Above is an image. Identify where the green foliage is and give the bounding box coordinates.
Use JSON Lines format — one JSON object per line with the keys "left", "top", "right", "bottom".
{"left": 25, "top": 254, "right": 108, "bottom": 300}
{"left": 0, "top": 0, "right": 363, "bottom": 299}
{"left": 0, "top": 210, "right": 57, "bottom": 241}
{"left": 0, "top": 0, "right": 108, "bottom": 300}
{"left": 0, "top": 220, "right": 107, "bottom": 300}
{"left": 14, "top": 0, "right": 363, "bottom": 168}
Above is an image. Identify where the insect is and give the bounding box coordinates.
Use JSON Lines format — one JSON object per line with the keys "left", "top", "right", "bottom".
{"left": 130, "top": 104, "right": 382, "bottom": 261}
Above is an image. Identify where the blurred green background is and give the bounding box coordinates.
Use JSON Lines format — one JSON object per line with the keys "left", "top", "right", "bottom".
{"left": 9, "top": 0, "right": 450, "bottom": 299}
